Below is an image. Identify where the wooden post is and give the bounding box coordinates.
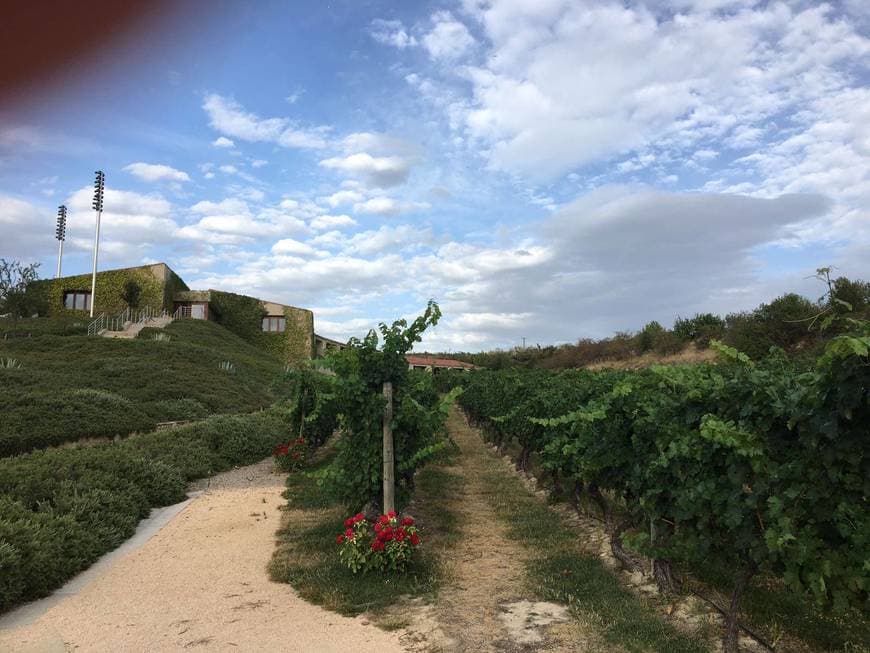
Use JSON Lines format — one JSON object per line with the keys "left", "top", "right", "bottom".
{"left": 382, "top": 381, "right": 395, "bottom": 514}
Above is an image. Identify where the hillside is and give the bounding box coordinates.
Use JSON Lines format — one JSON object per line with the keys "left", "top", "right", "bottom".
{"left": 0, "top": 318, "right": 283, "bottom": 456}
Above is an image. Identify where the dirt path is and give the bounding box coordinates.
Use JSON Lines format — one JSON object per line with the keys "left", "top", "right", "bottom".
{"left": 406, "top": 409, "right": 585, "bottom": 652}
{"left": 0, "top": 459, "right": 405, "bottom": 653}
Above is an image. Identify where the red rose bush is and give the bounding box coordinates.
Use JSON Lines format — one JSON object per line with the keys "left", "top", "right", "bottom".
{"left": 336, "top": 511, "right": 421, "bottom": 573}
{"left": 272, "top": 436, "right": 307, "bottom": 471}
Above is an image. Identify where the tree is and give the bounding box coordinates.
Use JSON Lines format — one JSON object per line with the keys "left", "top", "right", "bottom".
{"left": 121, "top": 280, "right": 142, "bottom": 310}
{"left": 0, "top": 259, "right": 44, "bottom": 323}
{"left": 315, "top": 301, "right": 456, "bottom": 512}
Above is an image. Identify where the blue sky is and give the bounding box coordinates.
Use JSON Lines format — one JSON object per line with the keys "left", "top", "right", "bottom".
{"left": 1, "top": 0, "right": 868, "bottom": 350}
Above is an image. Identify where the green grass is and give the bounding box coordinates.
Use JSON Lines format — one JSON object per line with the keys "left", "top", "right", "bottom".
{"left": 269, "top": 448, "right": 460, "bottom": 617}
{"left": 0, "top": 318, "right": 283, "bottom": 456}
{"left": 474, "top": 438, "right": 710, "bottom": 653}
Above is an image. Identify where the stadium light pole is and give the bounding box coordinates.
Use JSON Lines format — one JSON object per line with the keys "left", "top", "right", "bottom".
{"left": 89, "top": 170, "right": 105, "bottom": 317}
{"left": 55, "top": 205, "right": 67, "bottom": 278}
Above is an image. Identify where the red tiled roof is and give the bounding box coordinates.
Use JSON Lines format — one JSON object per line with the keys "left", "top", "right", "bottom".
{"left": 406, "top": 355, "right": 475, "bottom": 369}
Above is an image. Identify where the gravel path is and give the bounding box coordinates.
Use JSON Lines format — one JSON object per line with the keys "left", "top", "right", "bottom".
{"left": 0, "top": 459, "right": 405, "bottom": 653}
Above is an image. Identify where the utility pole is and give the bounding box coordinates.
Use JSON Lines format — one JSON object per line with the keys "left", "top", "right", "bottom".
{"left": 89, "top": 170, "right": 105, "bottom": 317}
{"left": 55, "top": 205, "right": 67, "bottom": 278}
{"left": 522, "top": 336, "right": 526, "bottom": 349}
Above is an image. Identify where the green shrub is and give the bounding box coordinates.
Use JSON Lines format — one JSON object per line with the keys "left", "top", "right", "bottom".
{"left": 0, "top": 319, "right": 282, "bottom": 455}
{"left": 0, "top": 389, "right": 156, "bottom": 457}
{"left": 636, "top": 321, "right": 665, "bottom": 353}
{"left": 140, "top": 398, "right": 210, "bottom": 421}
{"left": 0, "top": 409, "right": 291, "bottom": 611}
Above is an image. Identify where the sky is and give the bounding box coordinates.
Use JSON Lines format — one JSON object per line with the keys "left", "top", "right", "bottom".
{"left": 1, "top": 0, "right": 868, "bottom": 351}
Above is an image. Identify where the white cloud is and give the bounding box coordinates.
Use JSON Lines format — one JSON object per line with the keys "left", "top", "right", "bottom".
{"left": 370, "top": 19, "right": 417, "bottom": 48}
{"left": 202, "top": 94, "right": 330, "bottom": 149}
{"left": 219, "top": 165, "right": 238, "bottom": 174}
{"left": 320, "top": 153, "right": 414, "bottom": 188}
{"left": 0, "top": 195, "right": 53, "bottom": 259}
{"left": 251, "top": 159, "right": 268, "bottom": 168}
{"left": 124, "top": 162, "right": 190, "bottom": 183}
{"left": 423, "top": 11, "right": 475, "bottom": 60}
{"left": 344, "top": 224, "right": 435, "bottom": 255}
{"left": 309, "top": 214, "right": 357, "bottom": 231}
{"left": 212, "top": 136, "right": 235, "bottom": 148}
{"left": 444, "top": 2, "right": 870, "bottom": 181}
{"left": 320, "top": 189, "right": 366, "bottom": 207}
{"left": 271, "top": 238, "right": 318, "bottom": 257}
{"left": 353, "top": 197, "right": 431, "bottom": 215}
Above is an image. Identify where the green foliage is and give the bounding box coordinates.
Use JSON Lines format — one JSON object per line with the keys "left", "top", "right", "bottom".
{"left": 209, "top": 290, "right": 314, "bottom": 364}
{"left": 0, "top": 389, "right": 156, "bottom": 457}
{"left": 272, "top": 364, "right": 339, "bottom": 448}
{"left": 673, "top": 313, "right": 726, "bottom": 347}
{"left": 0, "top": 319, "right": 282, "bottom": 456}
{"left": 0, "top": 260, "right": 46, "bottom": 321}
{"left": 637, "top": 320, "right": 665, "bottom": 352}
{"left": 312, "top": 302, "right": 455, "bottom": 508}
{"left": 459, "top": 317, "right": 870, "bottom": 629}
{"left": 0, "top": 409, "right": 292, "bottom": 611}
{"left": 0, "top": 315, "right": 87, "bottom": 338}
{"left": 208, "top": 290, "right": 265, "bottom": 341}
{"left": 121, "top": 280, "right": 141, "bottom": 309}
{"left": 29, "top": 265, "right": 173, "bottom": 317}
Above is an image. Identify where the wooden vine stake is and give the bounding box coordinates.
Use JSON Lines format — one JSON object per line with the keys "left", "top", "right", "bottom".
{"left": 382, "top": 381, "right": 395, "bottom": 514}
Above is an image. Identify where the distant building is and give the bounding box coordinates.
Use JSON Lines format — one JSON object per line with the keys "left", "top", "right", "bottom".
{"left": 406, "top": 355, "right": 475, "bottom": 372}
{"left": 31, "top": 262, "right": 346, "bottom": 363}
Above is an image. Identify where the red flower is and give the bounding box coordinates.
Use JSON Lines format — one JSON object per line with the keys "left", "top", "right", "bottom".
{"left": 378, "top": 515, "right": 390, "bottom": 525}
{"left": 336, "top": 534, "right": 344, "bottom": 544}
{"left": 401, "top": 517, "right": 414, "bottom": 527}
{"left": 371, "top": 539, "right": 385, "bottom": 552}
{"left": 354, "top": 513, "right": 365, "bottom": 522}
{"left": 379, "top": 527, "right": 393, "bottom": 541}
{"left": 344, "top": 528, "right": 354, "bottom": 539}
{"left": 410, "top": 533, "right": 420, "bottom": 546}
{"left": 295, "top": 437, "right": 305, "bottom": 445}
{"left": 344, "top": 517, "right": 354, "bottom": 528}
{"left": 291, "top": 452, "right": 300, "bottom": 460}
{"left": 387, "top": 510, "right": 396, "bottom": 519}
{"left": 395, "top": 528, "right": 406, "bottom": 542}
{"left": 374, "top": 522, "right": 382, "bottom": 533}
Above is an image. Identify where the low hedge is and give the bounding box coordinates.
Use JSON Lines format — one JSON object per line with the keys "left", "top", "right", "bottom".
{"left": 0, "top": 409, "right": 291, "bottom": 612}
{"left": 0, "top": 389, "right": 156, "bottom": 457}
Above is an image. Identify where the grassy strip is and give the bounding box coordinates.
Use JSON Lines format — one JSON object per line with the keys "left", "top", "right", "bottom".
{"left": 472, "top": 435, "right": 710, "bottom": 653}
{"left": 269, "top": 448, "right": 462, "bottom": 618}
{"left": 499, "top": 435, "right": 870, "bottom": 652}
{"left": 0, "top": 410, "right": 291, "bottom": 612}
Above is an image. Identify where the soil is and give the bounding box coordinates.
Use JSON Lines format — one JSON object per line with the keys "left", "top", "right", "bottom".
{"left": 0, "top": 459, "right": 405, "bottom": 653}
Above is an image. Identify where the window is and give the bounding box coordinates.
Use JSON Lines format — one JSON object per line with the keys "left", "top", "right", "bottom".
{"left": 262, "top": 316, "right": 286, "bottom": 332}
{"left": 63, "top": 290, "right": 92, "bottom": 311}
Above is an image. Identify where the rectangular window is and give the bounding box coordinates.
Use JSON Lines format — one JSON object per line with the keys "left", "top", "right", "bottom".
{"left": 262, "top": 316, "right": 286, "bottom": 332}
{"left": 63, "top": 291, "right": 91, "bottom": 311}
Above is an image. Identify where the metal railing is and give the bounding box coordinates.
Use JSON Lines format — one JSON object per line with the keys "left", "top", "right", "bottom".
{"left": 173, "top": 305, "right": 192, "bottom": 319}
{"left": 88, "top": 307, "right": 171, "bottom": 336}
{"left": 87, "top": 313, "right": 107, "bottom": 336}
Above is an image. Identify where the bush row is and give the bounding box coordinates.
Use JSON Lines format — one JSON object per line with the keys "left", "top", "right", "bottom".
{"left": 0, "top": 410, "right": 291, "bottom": 612}
{"left": 0, "top": 320, "right": 282, "bottom": 456}
{"left": 458, "top": 326, "right": 869, "bottom": 650}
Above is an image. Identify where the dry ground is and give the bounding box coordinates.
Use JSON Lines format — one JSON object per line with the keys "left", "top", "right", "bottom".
{"left": 395, "top": 410, "right": 593, "bottom": 652}
{"left": 0, "top": 459, "right": 405, "bottom": 653}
